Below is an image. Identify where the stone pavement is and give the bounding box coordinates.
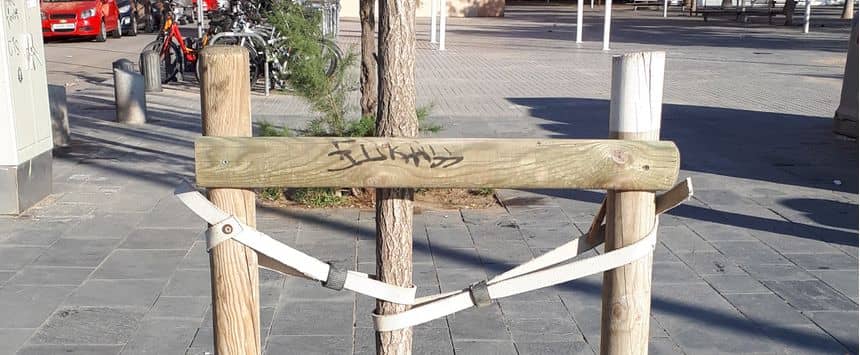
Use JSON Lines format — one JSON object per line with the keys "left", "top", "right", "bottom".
{"left": 1, "top": 4, "right": 857, "bottom": 354}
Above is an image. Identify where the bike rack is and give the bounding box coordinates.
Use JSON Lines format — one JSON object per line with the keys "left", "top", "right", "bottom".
{"left": 209, "top": 32, "right": 271, "bottom": 96}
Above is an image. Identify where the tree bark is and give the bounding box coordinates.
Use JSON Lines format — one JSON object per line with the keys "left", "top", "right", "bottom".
{"left": 374, "top": 0, "right": 417, "bottom": 352}
{"left": 360, "top": 0, "right": 378, "bottom": 118}
{"left": 784, "top": 0, "right": 797, "bottom": 25}
{"left": 842, "top": 0, "right": 855, "bottom": 19}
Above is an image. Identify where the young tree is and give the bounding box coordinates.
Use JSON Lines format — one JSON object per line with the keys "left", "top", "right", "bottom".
{"left": 360, "top": 0, "right": 378, "bottom": 117}
{"left": 374, "top": 0, "right": 417, "bottom": 353}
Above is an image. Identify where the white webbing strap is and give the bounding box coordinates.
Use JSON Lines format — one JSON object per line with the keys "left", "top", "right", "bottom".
{"left": 175, "top": 185, "right": 417, "bottom": 305}
{"left": 372, "top": 220, "right": 658, "bottom": 331}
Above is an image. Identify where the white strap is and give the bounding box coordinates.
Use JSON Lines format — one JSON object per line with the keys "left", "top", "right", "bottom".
{"left": 372, "top": 221, "right": 658, "bottom": 331}
{"left": 175, "top": 186, "right": 417, "bottom": 305}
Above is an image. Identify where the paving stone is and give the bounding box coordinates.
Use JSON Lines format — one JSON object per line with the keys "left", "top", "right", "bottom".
{"left": 675, "top": 251, "right": 745, "bottom": 276}
{"left": 427, "top": 226, "right": 475, "bottom": 249}
{"left": 0, "top": 328, "right": 35, "bottom": 355}
{"left": 433, "top": 247, "right": 483, "bottom": 269}
{"left": 759, "top": 323, "right": 850, "bottom": 355}
{"left": 685, "top": 222, "right": 758, "bottom": 242}
{"left": 137, "top": 197, "right": 207, "bottom": 230}
{"left": 33, "top": 239, "right": 120, "bottom": 267}
{"left": 0, "top": 246, "right": 44, "bottom": 269}
{"left": 121, "top": 318, "right": 198, "bottom": 354}
{"left": 177, "top": 241, "right": 208, "bottom": 270}
{"left": 742, "top": 264, "right": 817, "bottom": 281}
{"left": 508, "top": 317, "right": 582, "bottom": 343}
{"left": 703, "top": 274, "right": 770, "bottom": 294}
{"left": 436, "top": 268, "right": 487, "bottom": 293}
{"left": 647, "top": 338, "right": 684, "bottom": 355}
{"left": 810, "top": 270, "right": 859, "bottom": 302}
{"left": 786, "top": 253, "right": 858, "bottom": 271}
{"left": 515, "top": 341, "right": 594, "bottom": 355}
{"left": 187, "top": 327, "right": 213, "bottom": 351}
{"left": 763, "top": 280, "right": 856, "bottom": 311}
{"left": 270, "top": 300, "right": 353, "bottom": 336}
{"left": 62, "top": 212, "right": 145, "bottom": 239}
{"left": 0, "top": 285, "right": 75, "bottom": 327}
{"left": 0, "top": 271, "right": 15, "bottom": 285}
{"left": 448, "top": 306, "right": 510, "bottom": 341}
{"left": 16, "top": 344, "right": 124, "bottom": 354}
{"left": 499, "top": 299, "right": 571, "bottom": 320}
{"left": 750, "top": 229, "right": 843, "bottom": 254}
{"left": 30, "top": 307, "right": 145, "bottom": 344}
{"left": 519, "top": 227, "right": 580, "bottom": 249}
{"left": 91, "top": 250, "right": 186, "bottom": 279}
{"left": 723, "top": 293, "right": 811, "bottom": 326}
{"left": 804, "top": 311, "right": 859, "bottom": 351}
{"left": 264, "top": 335, "right": 352, "bottom": 355}
{"left": 475, "top": 240, "right": 533, "bottom": 265}
{"left": 658, "top": 225, "right": 716, "bottom": 253}
{"left": 65, "top": 279, "right": 163, "bottom": 308}
{"left": 452, "top": 340, "right": 517, "bottom": 355}
{"left": 2, "top": 226, "right": 64, "bottom": 246}
{"left": 710, "top": 241, "right": 790, "bottom": 265}
{"left": 413, "top": 327, "right": 456, "bottom": 355}
{"left": 652, "top": 262, "right": 702, "bottom": 285}
{"left": 119, "top": 228, "right": 199, "bottom": 250}
{"left": 282, "top": 277, "right": 353, "bottom": 302}
{"left": 7, "top": 266, "right": 93, "bottom": 286}
{"left": 163, "top": 269, "right": 211, "bottom": 297}
{"left": 149, "top": 296, "right": 209, "bottom": 319}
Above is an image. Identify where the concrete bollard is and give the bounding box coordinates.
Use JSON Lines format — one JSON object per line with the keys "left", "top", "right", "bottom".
{"left": 113, "top": 58, "right": 136, "bottom": 73}
{"left": 113, "top": 67, "right": 147, "bottom": 125}
{"left": 47, "top": 84, "right": 71, "bottom": 147}
{"left": 140, "top": 50, "right": 163, "bottom": 92}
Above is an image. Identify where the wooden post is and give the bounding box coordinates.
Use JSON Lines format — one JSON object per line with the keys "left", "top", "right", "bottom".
{"left": 199, "top": 45, "right": 261, "bottom": 355}
{"left": 375, "top": 0, "right": 418, "bottom": 350}
{"left": 600, "top": 51, "right": 665, "bottom": 355}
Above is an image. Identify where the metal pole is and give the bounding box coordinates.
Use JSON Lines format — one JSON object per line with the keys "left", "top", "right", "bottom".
{"left": 591, "top": 0, "right": 594, "bottom": 9}
{"left": 577, "top": 0, "right": 584, "bottom": 43}
{"left": 603, "top": 0, "right": 611, "bottom": 51}
{"left": 439, "top": 0, "right": 447, "bottom": 51}
{"left": 803, "top": 0, "right": 812, "bottom": 33}
{"left": 197, "top": 0, "right": 204, "bottom": 38}
{"left": 663, "top": 0, "right": 669, "bottom": 17}
{"left": 431, "top": 0, "right": 438, "bottom": 43}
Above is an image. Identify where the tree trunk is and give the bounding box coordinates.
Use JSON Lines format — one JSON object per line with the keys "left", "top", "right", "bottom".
{"left": 374, "top": 0, "right": 417, "bottom": 352}
{"left": 360, "top": 0, "right": 378, "bottom": 118}
{"left": 784, "top": 0, "right": 797, "bottom": 25}
{"left": 721, "top": 0, "right": 732, "bottom": 9}
{"left": 842, "top": 0, "right": 855, "bottom": 19}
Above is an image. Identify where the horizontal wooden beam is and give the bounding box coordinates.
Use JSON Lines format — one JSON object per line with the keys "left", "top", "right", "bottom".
{"left": 195, "top": 137, "right": 681, "bottom": 190}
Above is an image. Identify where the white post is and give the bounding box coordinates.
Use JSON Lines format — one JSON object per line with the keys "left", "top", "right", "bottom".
{"left": 430, "top": 0, "right": 438, "bottom": 43}
{"left": 439, "top": 0, "right": 447, "bottom": 51}
{"left": 803, "top": 0, "right": 812, "bottom": 33}
{"left": 663, "top": 0, "right": 669, "bottom": 17}
{"left": 591, "top": 0, "right": 595, "bottom": 9}
{"left": 577, "top": 0, "right": 584, "bottom": 43}
{"left": 197, "top": 0, "right": 204, "bottom": 38}
{"left": 603, "top": 0, "right": 612, "bottom": 51}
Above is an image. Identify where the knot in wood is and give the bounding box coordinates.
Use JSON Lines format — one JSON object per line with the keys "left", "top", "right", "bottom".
{"left": 609, "top": 149, "right": 630, "bottom": 166}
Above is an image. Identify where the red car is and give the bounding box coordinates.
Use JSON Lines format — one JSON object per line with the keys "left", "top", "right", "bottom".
{"left": 41, "top": 0, "right": 123, "bottom": 42}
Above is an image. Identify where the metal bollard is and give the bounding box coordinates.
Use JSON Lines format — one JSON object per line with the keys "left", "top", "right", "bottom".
{"left": 140, "top": 50, "right": 163, "bottom": 92}
{"left": 113, "top": 67, "right": 147, "bottom": 125}
{"left": 113, "top": 58, "right": 135, "bottom": 73}
{"left": 47, "top": 84, "right": 71, "bottom": 147}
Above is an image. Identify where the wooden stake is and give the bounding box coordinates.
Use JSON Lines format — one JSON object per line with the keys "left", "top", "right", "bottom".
{"left": 600, "top": 51, "right": 665, "bottom": 355}
{"left": 375, "top": 0, "right": 418, "bottom": 351}
{"left": 199, "top": 45, "right": 261, "bottom": 355}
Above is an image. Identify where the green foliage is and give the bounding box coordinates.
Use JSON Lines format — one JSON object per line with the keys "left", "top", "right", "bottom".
{"left": 260, "top": 187, "right": 284, "bottom": 200}
{"left": 290, "top": 188, "right": 345, "bottom": 207}
{"left": 257, "top": 121, "right": 292, "bottom": 137}
{"left": 469, "top": 188, "right": 495, "bottom": 196}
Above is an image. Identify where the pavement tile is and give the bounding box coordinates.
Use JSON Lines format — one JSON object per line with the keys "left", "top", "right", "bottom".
{"left": 723, "top": 293, "right": 811, "bottom": 326}
{"left": 710, "top": 241, "right": 790, "bottom": 265}
{"left": 448, "top": 306, "right": 510, "bottom": 341}
{"left": 121, "top": 318, "right": 198, "bottom": 354}
{"left": 498, "top": 299, "right": 571, "bottom": 320}
{"left": 786, "top": 252, "right": 858, "bottom": 271}
{"left": 119, "top": 228, "right": 199, "bottom": 250}
{"left": 7, "top": 266, "right": 93, "bottom": 286}
{"left": 759, "top": 323, "right": 850, "bottom": 354}
{"left": 2, "top": 226, "right": 64, "bottom": 246}
{"left": 163, "top": 269, "right": 211, "bottom": 297}
{"left": 33, "top": 239, "right": 120, "bottom": 267}
{"left": 804, "top": 311, "right": 859, "bottom": 351}
{"left": 742, "top": 263, "right": 818, "bottom": 281}
{"left": 452, "top": 340, "right": 517, "bottom": 355}
{"left": 515, "top": 341, "right": 594, "bottom": 355}
{"left": 427, "top": 226, "right": 475, "bottom": 249}
{"left": 177, "top": 241, "right": 208, "bottom": 270}
{"left": 658, "top": 225, "right": 716, "bottom": 253}
{"left": 763, "top": 280, "right": 856, "bottom": 311}
{"left": 810, "top": 270, "right": 859, "bottom": 302}
{"left": 508, "top": 317, "right": 582, "bottom": 343}
{"left": 62, "top": 212, "right": 144, "bottom": 239}
{"left": 414, "top": 327, "right": 456, "bottom": 355}
{"left": 64, "top": 279, "right": 164, "bottom": 308}
{"left": 0, "top": 246, "right": 44, "bottom": 269}
{"left": 137, "top": 197, "right": 206, "bottom": 230}
{"left": 703, "top": 274, "right": 770, "bottom": 294}
{"left": 647, "top": 337, "right": 684, "bottom": 355}
{"left": 652, "top": 262, "right": 702, "bottom": 285}
{"left": 16, "top": 345, "right": 123, "bottom": 355}
{"left": 675, "top": 251, "right": 746, "bottom": 276}
{"left": 685, "top": 222, "right": 759, "bottom": 242}
{"left": 0, "top": 328, "right": 36, "bottom": 355}
{"left": 149, "top": 296, "right": 209, "bottom": 319}
{"left": 433, "top": 247, "right": 483, "bottom": 269}
{"left": 475, "top": 240, "right": 533, "bottom": 265}
{"left": 30, "top": 307, "right": 146, "bottom": 345}
{"left": 264, "top": 335, "right": 352, "bottom": 355}
{"left": 270, "top": 300, "right": 353, "bottom": 336}
{"left": 0, "top": 285, "right": 76, "bottom": 328}
{"left": 91, "top": 250, "right": 186, "bottom": 279}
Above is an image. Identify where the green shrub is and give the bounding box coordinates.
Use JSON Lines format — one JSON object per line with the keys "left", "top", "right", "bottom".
{"left": 290, "top": 188, "right": 345, "bottom": 208}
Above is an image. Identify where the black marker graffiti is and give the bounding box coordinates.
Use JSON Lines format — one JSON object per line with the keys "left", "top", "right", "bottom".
{"left": 327, "top": 140, "right": 464, "bottom": 171}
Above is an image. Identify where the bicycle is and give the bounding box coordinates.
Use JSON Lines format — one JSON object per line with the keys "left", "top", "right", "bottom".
{"left": 142, "top": 0, "right": 199, "bottom": 83}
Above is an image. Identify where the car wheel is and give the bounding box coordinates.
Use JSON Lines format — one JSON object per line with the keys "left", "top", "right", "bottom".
{"left": 127, "top": 15, "right": 138, "bottom": 36}
{"left": 95, "top": 20, "right": 107, "bottom": 42}
{"left": 111, "top": 17, "right": 122, "bottom": 38}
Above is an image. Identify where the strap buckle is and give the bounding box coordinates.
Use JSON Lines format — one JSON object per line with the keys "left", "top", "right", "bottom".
{"left": 469, "top": 280, "right": 493, "bottom": 307}
{"left": 322, "top": 262, "right": 348, "bottom": 291}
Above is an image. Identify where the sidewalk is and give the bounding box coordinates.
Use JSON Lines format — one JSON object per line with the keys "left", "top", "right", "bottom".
{"left": 1, "top": 5, "right": 857, "bottom": 354}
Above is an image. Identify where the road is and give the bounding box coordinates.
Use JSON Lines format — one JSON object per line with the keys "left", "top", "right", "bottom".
{"left": 43, "top": 33, "right": 157, "bottom": 91}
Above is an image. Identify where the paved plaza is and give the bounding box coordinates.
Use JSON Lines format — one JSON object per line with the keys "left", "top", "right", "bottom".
{"left": 0, "top": 4, "right": 857, "bottom": 354}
